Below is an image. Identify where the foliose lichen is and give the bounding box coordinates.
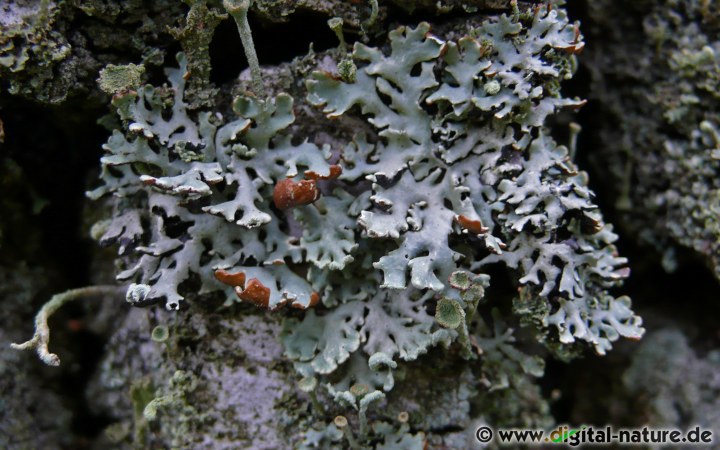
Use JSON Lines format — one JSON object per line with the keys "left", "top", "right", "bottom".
{"left": 2, "top": 0, "right": 666, "bottom": 447}
{"left": 82, "top": 3, "right": 643, "bottom": 447}
{"left": 90, "top": 51, "right": 340, "bottom": 312}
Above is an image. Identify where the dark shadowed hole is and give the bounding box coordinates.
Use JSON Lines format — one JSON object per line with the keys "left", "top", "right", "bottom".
{"left": 376, "top": 86, "right": 394, "bottom": 108}
{"left": 179, "top": 272, "right": 202, "bottom": 299}
{"left": 209, "top": 18, "right": 247, "bottom": 86}
{"left": 291, "top": 135, "right": 304, "bottom": 146}
{"left": 164, "top": 216, "right": 193, "bottom": 239}
{"left": 210, "top": 10, "right": 337, "bottom": 86}
{"left": 410, "top": 62, "right": 423, "bottom": 77}
{"left": 253, "top": 10, "right": 337, "bottom": 65}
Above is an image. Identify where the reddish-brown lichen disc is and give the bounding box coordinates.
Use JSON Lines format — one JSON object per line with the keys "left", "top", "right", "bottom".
{"left": 309, "top": 292, "right": 320, "bottom": 307}
{"left": 305, "top": 164, "right": 343, "bottom": 181}
{"left": 273, "top": 178, "right": 296, "bottom": 209}
{"left": 292, "top": 179, "right": 320, "bottom": 205}
{"left": 327, "top": 165, "right": 343, "bottom": 179}
{"left": 320, "top": 70, "right": 342, "bottom": 81}
{"left": 214, "top": 269, "right": 246, "bottom": 287}
{"left": 456, "top": 215, "right": 488, "bottom": 234}
{"left": 561, "top": 44, "right": 583, "bottom": 55}
{"left": 273, "top": 178, "right": 320, "bottom": 209}
{"left": 235, "top": 278, "right": 271, "bottom": 308}
{"left": 291, "top": 291, "right": 321, "bottom": 309}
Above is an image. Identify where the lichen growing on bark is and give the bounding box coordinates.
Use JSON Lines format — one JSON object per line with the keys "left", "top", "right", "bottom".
{"left": 4, "top": 0, "right": 720, "bottom": 448}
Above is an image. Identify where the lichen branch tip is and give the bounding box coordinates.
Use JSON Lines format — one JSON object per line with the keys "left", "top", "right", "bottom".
{"left": 10, "top": 285, "right": 124, "bottom": 366}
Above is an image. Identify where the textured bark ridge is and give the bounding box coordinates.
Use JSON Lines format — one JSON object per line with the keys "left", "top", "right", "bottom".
{"left": 87, "top": 309, "right": 304, "bottom": 449}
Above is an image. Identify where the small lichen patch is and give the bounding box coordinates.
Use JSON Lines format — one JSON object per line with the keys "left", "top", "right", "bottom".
{"left": 98, "top": 63, "right": 146, "bottom": 94}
